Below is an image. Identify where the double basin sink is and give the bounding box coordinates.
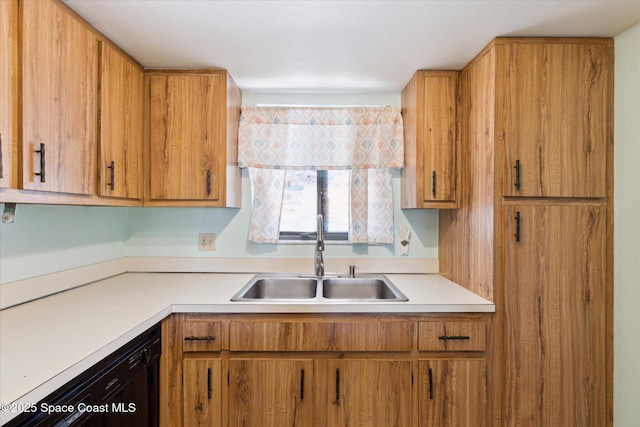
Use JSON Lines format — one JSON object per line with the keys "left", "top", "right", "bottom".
{"left": 231, "top": 273, "right": 408, "bottom": 302}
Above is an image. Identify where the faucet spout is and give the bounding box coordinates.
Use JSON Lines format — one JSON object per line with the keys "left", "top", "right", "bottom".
{"left": 315, "top": 214, "right": 325, "bottom": 276}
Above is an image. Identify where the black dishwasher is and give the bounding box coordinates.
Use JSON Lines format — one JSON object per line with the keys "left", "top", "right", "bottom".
{"left": 6, "top": 324, "right": 161, "bottom": 427}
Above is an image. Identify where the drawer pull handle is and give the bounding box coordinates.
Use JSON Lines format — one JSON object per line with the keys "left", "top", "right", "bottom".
{"left": 185, "top": 336, "right": 216, "bottom": 341}
{"left": 438, "top": 335, "right": 471, "bottom": 340}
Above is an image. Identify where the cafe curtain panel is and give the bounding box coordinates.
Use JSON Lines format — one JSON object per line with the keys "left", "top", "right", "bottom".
{"left": 238, "top": 106, "right": 404, "bottom": 243}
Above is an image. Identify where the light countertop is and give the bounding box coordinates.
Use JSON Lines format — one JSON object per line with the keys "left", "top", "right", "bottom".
{"left": 0, "top": 272, "right": 493, "bottom": 424}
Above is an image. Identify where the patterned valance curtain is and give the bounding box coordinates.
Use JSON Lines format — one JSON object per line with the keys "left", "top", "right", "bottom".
{"left": 238, "top": 106, "right": 404, "bottom": 243}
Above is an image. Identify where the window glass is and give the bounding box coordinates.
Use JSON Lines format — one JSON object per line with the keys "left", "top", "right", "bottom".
{"left": 280, "top": 170, "right": 349, "bottom": 240}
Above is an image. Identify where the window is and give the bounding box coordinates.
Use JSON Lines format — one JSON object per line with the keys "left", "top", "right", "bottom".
{"left": 279, "top": 169, "right": 349, "bottom": 241}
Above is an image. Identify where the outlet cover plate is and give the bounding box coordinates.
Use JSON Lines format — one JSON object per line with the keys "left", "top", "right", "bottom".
{"left": 198, "top": 233, "right": 216, "bottom": 251}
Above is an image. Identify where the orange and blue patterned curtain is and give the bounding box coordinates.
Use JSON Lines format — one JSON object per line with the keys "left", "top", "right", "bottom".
{"left": 238, "top": 106, "right": 404, "bottom": 244}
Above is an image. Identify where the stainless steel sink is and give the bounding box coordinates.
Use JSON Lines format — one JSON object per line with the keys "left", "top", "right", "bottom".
{"left": 231, "top": 274, "right": 318, "bottom": 301}
{"left": 231, "top": 273, "right": 408, "bottom": 302}
{"left": 322, "top": 276, "right": 408, "bottom": 301}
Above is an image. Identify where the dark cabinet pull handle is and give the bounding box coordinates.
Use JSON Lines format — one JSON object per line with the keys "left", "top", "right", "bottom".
{"left": 514, "top": 159, "right": 521, "bottom": 190}
{"left": 514, "top": 211, "right": 521, "bottom": 242}
{"left": 206, "top": 170, "right": 212, "bottom": 196}
{"left": 335, "top": 369, "right": 340, "bottom": 404}
{"left": 207, "top": 367, "right": 212, "bottom": 400}
{"left": 35, "top": 143, "right": 45, "bottom": 183}
{"left": 438, "top": 335, "right": 471, "bottom": 340}
{"left": 184, "top": 336, "right": 216, "bottom": 341}
{"left": 300, "top": 369, "right": 305, "bottom": 400}
{"left": 431, "top": 170, "right": 437, "bottom": 197}
{"left": 107, "top": 161, "right": 115, "bottom": 191}
{"left": 0, "top": 132, "right": 4, "bottom": 179}
{"left": 428, "top": 367, "right": 434, "bottom": 400}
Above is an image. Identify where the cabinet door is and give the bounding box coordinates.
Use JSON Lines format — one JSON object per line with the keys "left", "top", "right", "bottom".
{"left": 498, "top": 42, "right": 611, "bottom": 198}
{"left": 149, "top": 73, "right": 222, "bottom": 201}
{"left": 228, "top": 359, "right": 313, "bottom": 427}
{"left": 0, "top": 0, "right": 17, "bottom": 189}
{"left": 320, "top": 359, "right": 412, "bottom": 427}
{"left": 419, "top": 359, "right": 486, "bottom": 427}
{"left": 421, "top": 72, "right": 458, "bottom": 204}
{"left": 22, "top": 0, "right": 97, "bottom": 194}
{"left": 401, "top": 70, "right": 458, "bottom": 208}
{"left": 98, "top": 42, "right": 143, "bottom": 199}
{"left": 503, "top": 204, "right": 606, "bottom": 426}
{"left": 183, "top": 359, "right": 222, "bottom": 427}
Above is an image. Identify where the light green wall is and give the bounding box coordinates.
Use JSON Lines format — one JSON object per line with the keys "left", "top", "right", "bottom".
{"left": 0, "top": 205, "right": 128, "bottom": 283}
{"left": 614, "top": 22, "right": 640, "bottom": 427}
{"left": 125, "top": 169, "right": 438, "bottom": 259}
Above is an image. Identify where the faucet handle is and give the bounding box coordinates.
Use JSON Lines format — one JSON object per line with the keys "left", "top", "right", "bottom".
{"left": 348, "top": 265, "right": 358, "bottom": 278}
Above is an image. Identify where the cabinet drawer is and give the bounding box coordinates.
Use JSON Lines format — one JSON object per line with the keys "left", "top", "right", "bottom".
{"left": 182, "top": 320, "right": 222, "bottom": 352}
{"left": 418, "top": 321, "right": 485, "bottom": 351}
{"left": 230, "top": 321, "right": 413, "bottom": 352}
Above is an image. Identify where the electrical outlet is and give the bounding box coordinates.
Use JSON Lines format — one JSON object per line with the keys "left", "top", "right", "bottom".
{"left": 198, "top": 233, "right": 216, "bottom": 251}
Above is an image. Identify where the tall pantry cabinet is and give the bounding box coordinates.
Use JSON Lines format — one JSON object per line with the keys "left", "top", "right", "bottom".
{"left": 439, "top": 38, "right": 613, "bottom": 427}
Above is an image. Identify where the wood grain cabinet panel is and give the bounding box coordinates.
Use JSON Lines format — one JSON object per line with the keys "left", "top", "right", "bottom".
{"left": 228, "top": 359, "right": 314, "bottom": 427}
{"left": 182, "top": 320, "right": 222, "bottom": 353}
{"left": 402, "top": 70, "right": 459, "bottom": 208}
{"left": 419, "top": 359, "right": 486, "bottom": 427}
{"left": 146, "top": 70, "right": 241, "bottom": 207}
{"left": 229, "top": 320, "right": 413, "bottom": 352}
{"left": 183, "top": 359, "right": 222, "bottom": 427}
{"left": 502, "top": 203, "right": 607, "bottom": 426}
{"left": 0, "top": 0, "right": 17, "bottom": 189}
{"left": 318, "top": 359, "right": 413, "bottom": 427}
{"left": 498, "top": 41, "right": 611, "bottom": 198}
{"left": 98, "top": 42, "right": 144, "bottom": 199}
{"left": 21, "top": 0, "right": 97, "bottom": 195}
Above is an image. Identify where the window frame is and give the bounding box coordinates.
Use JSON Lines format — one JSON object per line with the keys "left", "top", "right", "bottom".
{"left": 278, "top": 170, "right": 349, "bottom": 242}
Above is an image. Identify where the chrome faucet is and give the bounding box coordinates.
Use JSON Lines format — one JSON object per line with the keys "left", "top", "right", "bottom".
{"left": 315, "top": 213, "right": 325, "bottom": 276}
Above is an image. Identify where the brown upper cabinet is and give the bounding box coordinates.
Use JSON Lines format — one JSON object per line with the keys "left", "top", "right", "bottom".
{"left": 98, "top": 42, "right": 144, "bottom": 200}
{"left": 0, "top": 0, "right": 17, "bottom": 189}
{"left": 21, "top": 0, "right": 98, "bottom": 195}
{"left": 145, "top": 70, "right": 242, "bottom": 207}
{"left": 1, "top": 0, "right": 144, "bottom": 205}
{"left": 402, "top": 70, "right": 459, "bottom": 208}
{"left": 498, "top": 41, "right": 611, "bottom": 198}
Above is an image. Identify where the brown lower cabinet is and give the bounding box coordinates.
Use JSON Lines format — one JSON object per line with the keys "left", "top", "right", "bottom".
{"left": 228, "top": 359, "right": 313, "bottom": 427}
{"left": 183, "top": 359, "right": 223, "bottom": 427}
{"left": 419, "top": 359, "right": 486, "bottom": 427}
{"left": 161, "top": 313, "right": 488, "bottom": 427}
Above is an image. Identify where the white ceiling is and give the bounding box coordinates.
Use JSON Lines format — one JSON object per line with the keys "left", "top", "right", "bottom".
{"left": 62, "top": 0, "right": 640, "bottom": 93}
